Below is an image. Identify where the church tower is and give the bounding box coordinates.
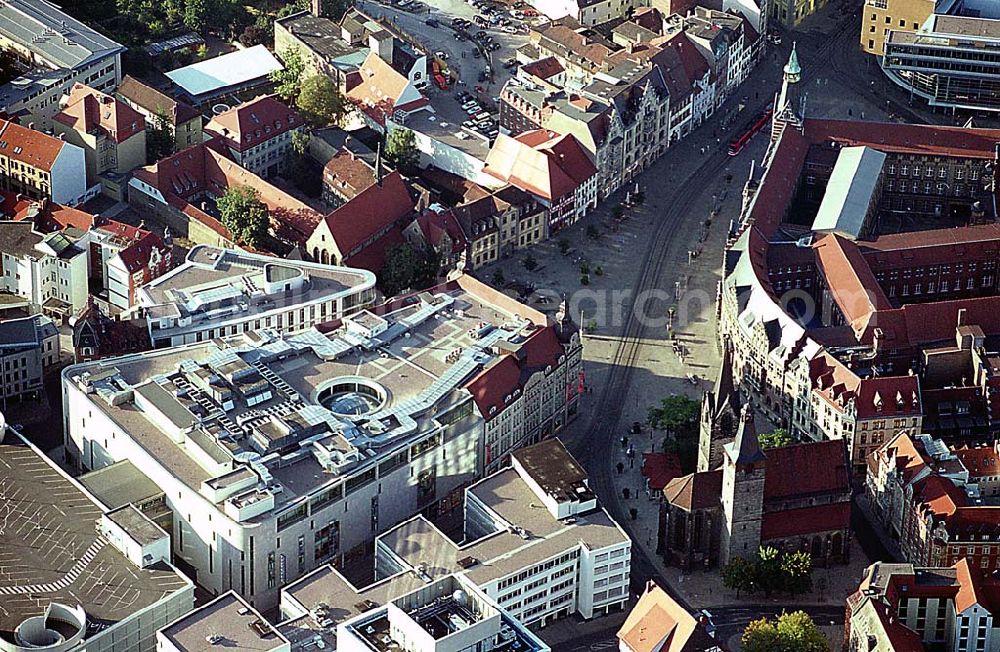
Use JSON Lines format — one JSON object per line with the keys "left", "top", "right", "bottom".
{"left": 771, "top": 43, "right": 804, "bottom": 143}
{"left": 697, "top": 342, "right": 740, "bottom": 472}
{"left": 720, "top": 405, "right": 767, "bottom": 566}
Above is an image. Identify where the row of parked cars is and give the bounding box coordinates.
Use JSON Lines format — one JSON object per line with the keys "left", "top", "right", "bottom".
{"left": 456, "top": 91, "right": 499, "bottom": 140}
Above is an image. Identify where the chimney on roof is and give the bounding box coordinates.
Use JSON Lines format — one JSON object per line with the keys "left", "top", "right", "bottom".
{"left": 873, "top": 327, "right": 883, "bottom": 353}
{"left": 369, "top": 31, "right": 394, "bottom": 64}
{"left": 311, "top": 0, "right": 325, "bottom": 17}
{"left": 958, "top": 307, "right": 967, "bottom": 328}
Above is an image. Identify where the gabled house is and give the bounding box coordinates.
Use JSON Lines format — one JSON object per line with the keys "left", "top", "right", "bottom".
{"left": 484, "top": 130, "right": 597, "bottom": 232}
{"left": 306, "top": 170, "right": 414, "bottom": 271}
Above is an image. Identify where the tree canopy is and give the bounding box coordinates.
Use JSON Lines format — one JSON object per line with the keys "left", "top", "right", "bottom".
{"left": 217, "top": 185, "right": 269, "bottom": 248}
{"left": 648, "top": 394, "right": 700, "bottom": 434}
{"left": 759, "top": 428, "right": 795, "bottom": 449}
{"left": 379, "top": 243, "right": 440, "bottom": 297}
{"left": 297, "top": 75, "right": 347, "bottom": 128}
{"left": 271, "top": 48, "right": 306, "bottom": 104}
{"left": 742, "top": 611, "right": 829, "bottom": 652}
{"left": 721, "top": 547, "right": 814, "bottom": 598}
{"left": 386, "top": 128, "right": 420, "bottom": 173}
{"left": 146, "top": 107, "right": 175, "bottom": 163}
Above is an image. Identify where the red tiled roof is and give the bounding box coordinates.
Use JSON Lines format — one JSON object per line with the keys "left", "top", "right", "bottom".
{"left": 808, "top": 118, "right": 1000, "bottom": 160}
{"left": 661, "top": 31, "right": 709, "bottom": 86}
{"left": 813, "top": 233, "right": 892, "bottom": 338}
{"left": 520, "top": 57, "right": 564, "bottom": 80}
{"left": 663, "top": 470, "right": 722, "bottom": 510}
{"left": 913, "top": 474, "right": 966, "bottom": 518}
{"left": 641, "top": 452, "right": 682, "bottom": 491}
{"left": 0, "top": 191, "right": 97, "bottom": 232}
{"left": 877, "top": 432, "right": 929, "bottom": 482}
{"left": 484, "top": 131, "right": 596, "bottom": 201}
{"left": 953, "top": 444, "right": 1000, "bottom": 479}
{"left": 54, "top": 83, "right": 145, "bottom": 144}
{"left": 205, "top": 95, "right": 301, "bottom": 152}
{"left": 118, "top": 75, "right": 200, "bottom": 126}
{"left": 0, "top": 119, "right": 67, "bottom": 172}
{"left": 761, "top": 502, "right": 850, "bottom": 539}
{"left": 342, "top": 225, "right": 404, "bottom": 273}
{"left": 764, "top": 439, "right": 850, "bottom": 499}
{"left": 323, "top": 149, "right": 377, "bottom": 202}
{"left": 318, "top": 171, "right": 413, "bottom": 256}
{"left": 116, "top": 231, "right": 168, "bottom": 274}
{"left": 466, "top": 354, "right": 522, "bottom": 420}
{"left": 133, "top": 137, "right": 322, "bottom": 245}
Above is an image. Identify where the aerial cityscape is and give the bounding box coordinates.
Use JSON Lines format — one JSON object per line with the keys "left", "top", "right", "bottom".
{"left": 0, "top": 0, "right": 998, "bottom": 650}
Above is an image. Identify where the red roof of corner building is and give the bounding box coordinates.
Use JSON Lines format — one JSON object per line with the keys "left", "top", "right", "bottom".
{"left": 0, "top": 191, "right": 96, "bottom": 231}
{"left": 346, "top": 52, "right": 428, "bottom": 122}
{"left": 866, "top": 600, "right": 925, "bottom": 652}
{"left": 466, "top": 354, "right": 523, "bottom": 420}
{"left": 870, "top": 296, "right": 1000, "bottom": 348}
{"left": 205, "top": 95, "right": 301, "bottom": 152}
{"left": 484, "top": 131, "right": 596, "bottom": 201}
{"left": 520, "top": 57, "right": 564, "bottom": 81}
{"left": 947, "top": 506, "right": 1000, "bottom": 534}
{"left": 54, "top": 83, "right": 145, "bottom": 144}
{"left": 618, "top": 582, "right": 716, "bottom": 652}
{"left": 761, "top": 502, "right": 851, "bottom": 539}
{"left": 0, "top": 119, "right": 66, "bottom": 172}
{"left": 318, "top": 170, "right": 413, "bottom": 256}
{"left": 763, "top": 439, "right": 850, "bottom": 499}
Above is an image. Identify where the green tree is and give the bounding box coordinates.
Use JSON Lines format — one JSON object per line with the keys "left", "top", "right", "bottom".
{"left": 721, "top": 556, "right": 755, "bottom": 597}
{"left": 379, "top": 243, "right": 439, "bottom": 296}
{"left": 648, "top": 395, "right": 700, "bottom": 435}
{"left": 217, "top": 185, "right": 269, "bottom": 248}
{"left": 146, "top": 108, "right": 175, "bottom": 163}
{"left": 742, "top": 612, "right": 829, "bottom": 652}
{"left": 759, "top": 428, "right": 795, "bottom": 449}
{"left": 780, "top": 550, "right": 813, "bottom": 595}
{"left": 271, "top": 48, "right": 306, "bottom": 103}
{"left": 386, "top": 128, "right": 420, "bottom": 173}
{"left": 297, "top": 74, "right": 347, "bottom": 128}
{"left": 755, "top": 546, "right": 784, "bottom": 598}
{"left": 183, "top": 0, "right": 207, "bottom": 33}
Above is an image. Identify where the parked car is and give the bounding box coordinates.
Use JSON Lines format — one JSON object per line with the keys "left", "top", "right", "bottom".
{"left": 489, "top": 42, "right": 501, "bottom": 51}
{"left": 502, "top": 25, "right": 517, "bottom": 33}
{"left": 435, "top": 50, "right": 449, "bottom": 59}
{"left": 478, "top": 71, "right": 488, "bottom": 82}
{"left": 425, "top": 18, "right": 439, "bottom": 27}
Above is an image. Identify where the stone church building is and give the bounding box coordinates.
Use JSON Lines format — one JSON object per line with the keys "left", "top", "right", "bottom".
{"left": 657, "top": 356, "right": 853, "bottom": 569}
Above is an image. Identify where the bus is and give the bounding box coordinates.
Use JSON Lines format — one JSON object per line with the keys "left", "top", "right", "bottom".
{"left": 728, "top": 108, "right": 773, "bottom": 156}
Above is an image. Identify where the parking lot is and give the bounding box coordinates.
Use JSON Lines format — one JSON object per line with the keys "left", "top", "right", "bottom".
{"left": 358, "top": 0, "right": 532, "bottom": 135}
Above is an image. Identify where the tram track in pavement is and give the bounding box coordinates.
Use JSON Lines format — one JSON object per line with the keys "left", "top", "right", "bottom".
{"left": 559, "top": 6, "right": 865, "bottom": 610}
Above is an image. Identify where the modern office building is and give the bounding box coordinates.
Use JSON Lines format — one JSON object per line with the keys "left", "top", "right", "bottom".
{"left": 0, "top": 0, "right": 124, "bottom": 130}
{"left": 882, "top": 2, "right": 1000, "bottom": 113}
{"left": 0, "top": 419, "right": 193, "bottom": 652}
{"left": 131, "top": 245, "right": 376, "bottom": 347}
{"left": 278, "top": 439, "right": 629, "bottom": 644}
{"left": 62, "top": 276, "right": 583, "bottom": 611}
